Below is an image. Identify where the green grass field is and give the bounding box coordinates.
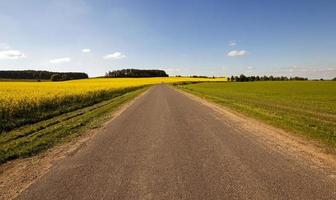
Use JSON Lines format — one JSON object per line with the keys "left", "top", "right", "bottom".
{"left": 178, "top": 81, "right": 336, "bottom": 147}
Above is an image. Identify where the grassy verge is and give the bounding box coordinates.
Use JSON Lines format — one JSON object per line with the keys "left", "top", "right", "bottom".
{"left": 177, "top": 81, "right": 336, "bottom": 147}
{"left": 0, "top": 87, "right": 147, "bottom": 164}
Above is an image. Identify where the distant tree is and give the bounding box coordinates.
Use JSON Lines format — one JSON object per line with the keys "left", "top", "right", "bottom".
{"left": 61, "top": 74, "right": 68, "bottom": 81}
{"left": 228, "top": 73, "right": 308, "bottom": 82}
{"left": 0, "top": 70, "right": 88, "bottom": 80}
{"left": 280, "top": 76, "right": 287, "bottom": 81}
{"left": 105, "top": 69, "right": 168, "bottom": 78}
{"left": 333, "top": 77, "right": 336, "bottom": 81}
{"left": 289, "top": 76, "right": 307, "bottom": 81}
{"left": 191, "top": 75, "right": 209, "bottom": 78}
{"left": 239, "top": 74, "right": 247, "bottom": 82}
{"left": 51, "top": 74, "right": 62, "bottom": 81}
{"left": 229, "top": 74, "right": 307, "bottom": 82}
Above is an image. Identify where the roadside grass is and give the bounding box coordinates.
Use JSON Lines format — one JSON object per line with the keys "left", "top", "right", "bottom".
{"left": 0, "top": 87, "right": 147, "bottom": 164}
{"left": 177, "top": 81, "right": 336, "bottom": 147}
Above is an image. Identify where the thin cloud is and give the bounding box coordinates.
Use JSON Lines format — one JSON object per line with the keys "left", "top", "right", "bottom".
{"left": 229, "top": 41, "right": 237, "bottom": 46}
{"left": 49, "top": 57, "right": 71, "bottom": 64}
{"left": 227, "top": 50, "right": 248, "bottom": 57}
{"left": 82, "top": 48, "right": 91, "bottom": 53}
{"left": 281, "top": 65, "right": 306, "bottom": 72}
{"left": 164, "top": 68, "right": 181, "bottom": 75}
{"left": 0, "top": 50, "right": 26, "bottom": 60}
{"left": 272, "top": 66, "right": 336, "bottom": 79}
{"left": 103, "top": 51, "right": 126, "bottom": 60}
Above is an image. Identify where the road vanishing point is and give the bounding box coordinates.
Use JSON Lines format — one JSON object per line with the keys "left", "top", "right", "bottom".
{"left": 17, "top": 85, "right": 336, "bottom": 200}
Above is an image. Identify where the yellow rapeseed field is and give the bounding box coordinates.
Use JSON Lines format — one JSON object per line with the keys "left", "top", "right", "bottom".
{"left": 0, "top": 77, "right": 226, "bottom": 132}
{"left": 1, "top": 77, "right": 226, "bottom": 104}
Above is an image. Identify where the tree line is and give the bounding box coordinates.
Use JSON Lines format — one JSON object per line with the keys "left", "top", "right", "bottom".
{"left": 228, "top": 74, "right": 308, "bottom": 82}
{"left": 105, "top": 69, "right": 168, "bottom": 78}
{"left": 0, "top": 70, "right": 88, "bottom": 81}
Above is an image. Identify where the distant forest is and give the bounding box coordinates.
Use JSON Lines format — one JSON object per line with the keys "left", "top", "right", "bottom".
{"left": 0, "top": 70, "right": 88, "bottom": 81}
{"left": 105, "top": 69, "right": 168, "bottom": 78}
{"left": 228, "top": 74, "right": 308, "bottom": 82}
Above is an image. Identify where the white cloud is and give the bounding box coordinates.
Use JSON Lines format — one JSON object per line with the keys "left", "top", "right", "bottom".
{"left": 229, "top": 41, "right": 237, "bottom": 46}
{"left": 49, "top": 57, "right": 71, "bottom": 64}
{"left": 227, "top": 50, "right": 248, "bottom": 57}
{"left": 273, "top": 66, "right": 336, "bottom": 79}
{"left": 103, "top": 51, "right": 126, "bottom": 60}
{"left": 0, "top": 50, "right": 26, "bottom": 60}
{"left": 247, "top": 66, "right": 254, "bottom": 70}
{"left": 82, "top": 48, "right": 91, "bottom": 53}
{"left": 0, "top": 43, "right": 10, "bottom": 50}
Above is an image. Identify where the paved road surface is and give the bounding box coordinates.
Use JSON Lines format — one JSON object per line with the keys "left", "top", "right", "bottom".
{"left": 17, "top": 85, "right": 336, "bottom": 200}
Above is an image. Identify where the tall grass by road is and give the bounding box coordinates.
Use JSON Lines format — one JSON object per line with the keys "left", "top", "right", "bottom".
{"left": 178, "top": 81, "right": 336, "bottom": 147}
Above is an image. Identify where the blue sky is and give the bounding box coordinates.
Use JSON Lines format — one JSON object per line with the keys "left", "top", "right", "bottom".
{"left": 0, "top": 0, "right": 335, "bottom": 78}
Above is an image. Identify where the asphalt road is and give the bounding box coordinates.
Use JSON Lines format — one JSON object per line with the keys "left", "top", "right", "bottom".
{"left": 17, "top": 85, "right": 336, "bottom": 200}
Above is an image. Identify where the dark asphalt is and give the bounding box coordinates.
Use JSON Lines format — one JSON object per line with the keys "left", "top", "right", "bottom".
{"left": 17, "top": 85, "right": 336, "bottom": 200}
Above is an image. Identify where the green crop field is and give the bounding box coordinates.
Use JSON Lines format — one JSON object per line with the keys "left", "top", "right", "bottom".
{"left": 178, "top": 81, "right": 336, "bottom": 147}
